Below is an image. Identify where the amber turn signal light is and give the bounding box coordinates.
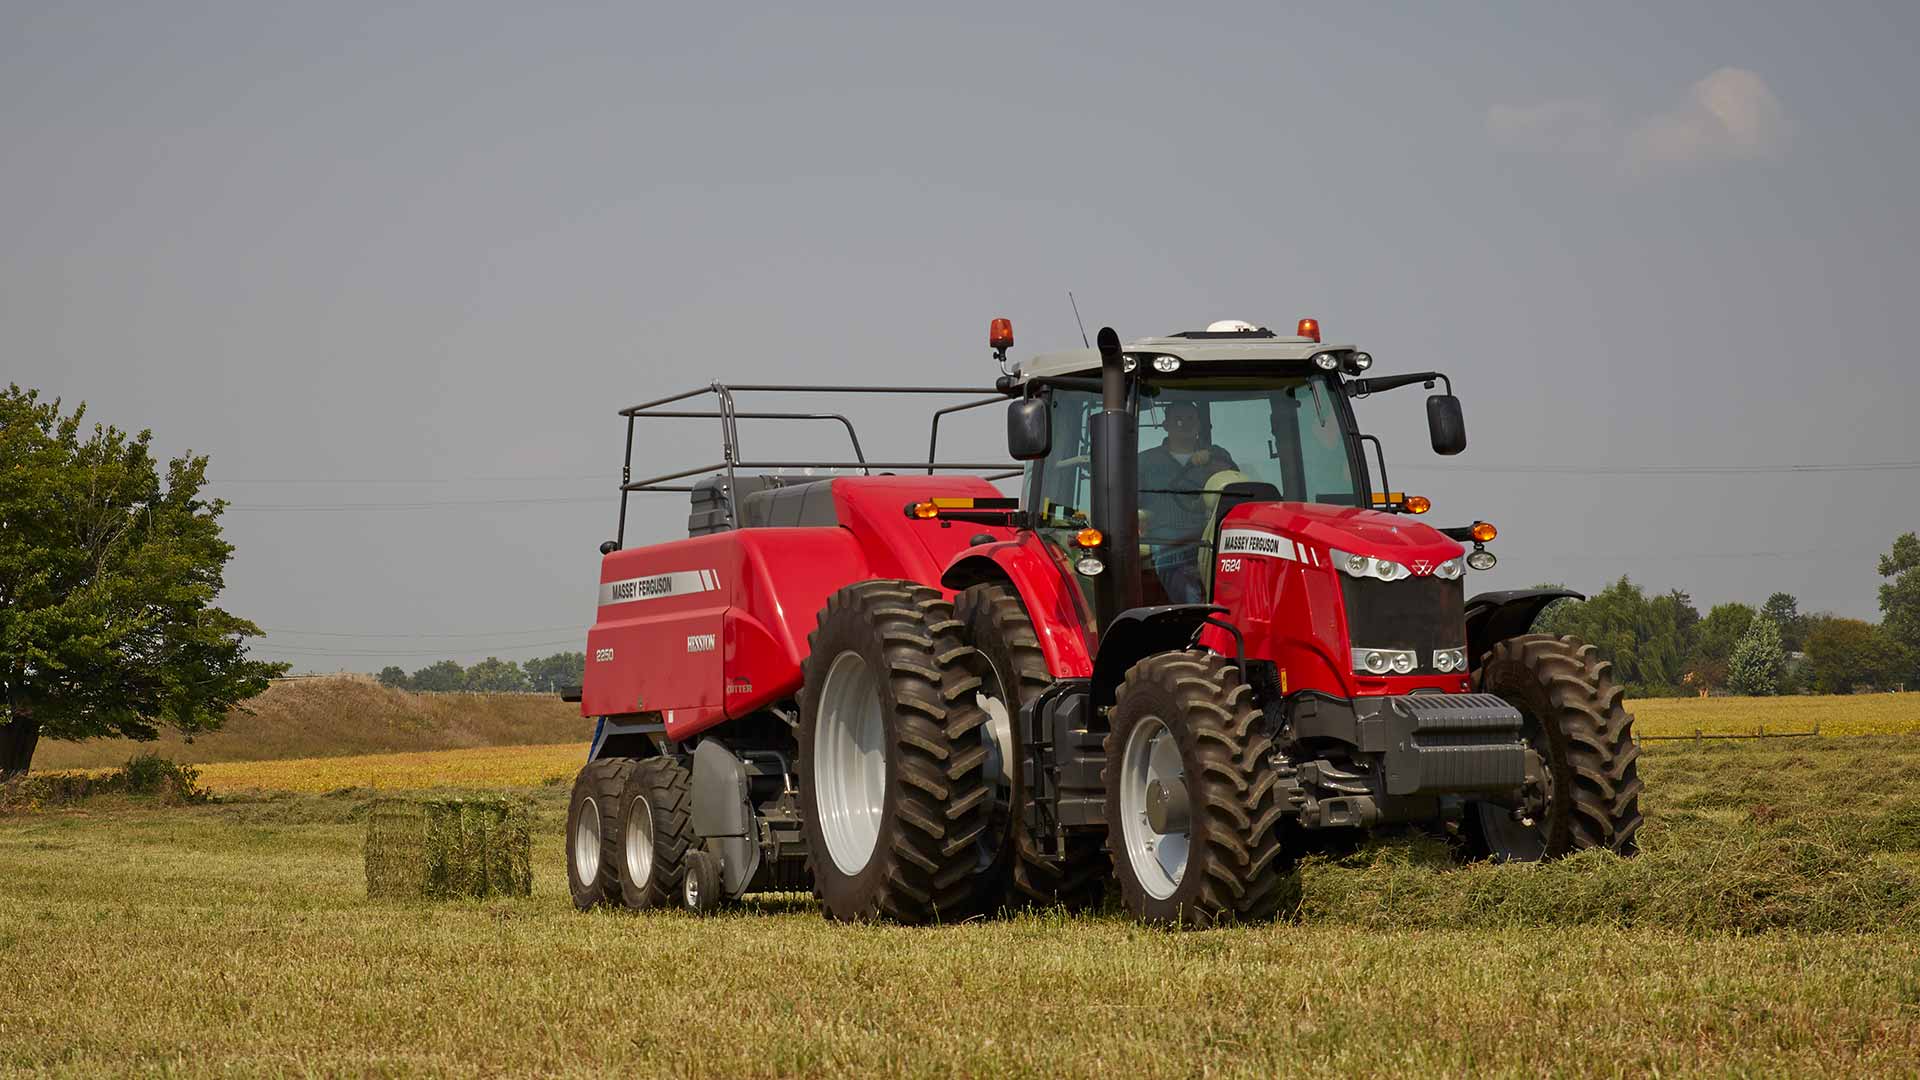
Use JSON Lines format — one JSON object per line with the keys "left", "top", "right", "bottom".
{"left": 1471, "top": 521, "right": 1497, "bottom": 543}
{"left": 912, "top": 502, "right": 939, "bottom": 520}
{"left": 1405, "top": 495, "right": 1431, "bottom": 515}
{"left": 1075, "top": 527, "right": 1104, "bottom": 548}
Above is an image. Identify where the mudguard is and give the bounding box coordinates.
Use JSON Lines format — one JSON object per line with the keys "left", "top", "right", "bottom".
{"left": 940, "top": 536, "right": 1095, "bottom": 680}
{"left": 1091, "top": 604, "right": 1226, "bottom": 713}
{"left": 1464, "top": 588, "right": 1584, "bottom": 672}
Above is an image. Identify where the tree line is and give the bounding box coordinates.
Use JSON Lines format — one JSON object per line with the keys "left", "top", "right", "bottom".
{"left": 374, "top": 652, "right": 585, "bottom": 694}
{"left": 1534, "top": 532, "right": 1919, "bottom": 698}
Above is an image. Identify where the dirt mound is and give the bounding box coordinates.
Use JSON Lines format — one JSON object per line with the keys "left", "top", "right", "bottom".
{"left": 31, "top": 676, "right": 592, "bottom": 769}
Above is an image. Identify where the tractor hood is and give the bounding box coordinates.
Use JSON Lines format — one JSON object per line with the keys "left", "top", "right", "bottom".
{"left": 1219, "top": 501, "right": 1466, "bottom": 567}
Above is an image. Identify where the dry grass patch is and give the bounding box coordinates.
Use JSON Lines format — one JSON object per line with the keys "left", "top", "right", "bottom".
{"left": 1633, "top": 691, "right": 1919, "bottom": 737}
{"left": 185, "top": 742, "right": 584, "bottom": 793}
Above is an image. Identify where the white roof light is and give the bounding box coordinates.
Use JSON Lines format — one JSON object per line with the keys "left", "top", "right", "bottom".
{"left": 1205, "top": 319, "right": 1261, "bottom": 333}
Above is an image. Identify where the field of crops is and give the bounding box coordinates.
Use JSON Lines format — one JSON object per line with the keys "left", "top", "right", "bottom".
{"left": 2, "top": 699, "right": 1918, "bottom": 1074}
{"left": 1632, "top": 691, "right": 1918, "bottom": 737}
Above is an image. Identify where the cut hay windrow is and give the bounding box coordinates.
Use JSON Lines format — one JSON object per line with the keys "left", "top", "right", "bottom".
{"left": 365, "top": 796, "right": 533, "bottom": 900}
{"left": 1292, "top": 816, "right": 1920, "bottom": 934}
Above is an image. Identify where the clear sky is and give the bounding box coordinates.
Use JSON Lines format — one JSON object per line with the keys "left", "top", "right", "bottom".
{"left": 6, "top": 2, "right": 1917, "bottom": 671}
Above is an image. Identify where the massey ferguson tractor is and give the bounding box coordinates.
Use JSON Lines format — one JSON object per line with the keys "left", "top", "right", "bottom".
{"left": 563, "top": 318, "right": 1643, "bottom": 926}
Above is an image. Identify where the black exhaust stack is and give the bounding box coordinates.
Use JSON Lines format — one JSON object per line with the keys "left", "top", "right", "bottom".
{"left": 1089, "top": 327, "right": 1141, "bottom": 623}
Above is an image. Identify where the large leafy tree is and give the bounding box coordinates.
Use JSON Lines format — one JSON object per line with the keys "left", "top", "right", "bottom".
{"left": 1688, "top": 602, "right": 1756, "bottom": 689}
{"left": 1759, "top": 592, "right": 1806, "bottom": 653}
{"left": 464, "top": 656, "right": 530, "bottom": 693}
{"left": 1879, "top": 532, "right": 1920, "bottom": 679}
{"left": 1530, "top": 577, "right": 1697, "bottom": 695}
{"left": 523, "top": 651, "right": 586, "bottom": 693}
{"left": 0, "top": 386, "right": 283, "bottom": 777}
{"left": 1803, "top": 618, "right": 1910, "bottom": 693}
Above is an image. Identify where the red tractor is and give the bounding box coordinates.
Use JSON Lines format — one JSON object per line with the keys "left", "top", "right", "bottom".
{"left": 564, "top": 318, "right": 1642, "bottom": 925}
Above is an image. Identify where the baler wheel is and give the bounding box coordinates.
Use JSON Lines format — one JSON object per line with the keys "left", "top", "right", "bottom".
{"left": 1103, "top": 650, "right": 1289, "bottom": 927}
{"left": 1470, "top": 634, "right": 1644, "bottom": 860}
{"left": 566, "top": 758, "right": 634, "bottom": 910}
{"left": 680, "top": 849, "right": 724, "bottom": 916}
{"left": 798, "top": 579, "right": 994, "bottom": 923}
{"left": 617, "top": 757, "right": 694, "bottom": 911}
{"left": 956, "top": 583, "right": 1108, "bottom": 913}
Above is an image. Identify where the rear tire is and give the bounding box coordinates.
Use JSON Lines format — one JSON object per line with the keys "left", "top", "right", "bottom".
{"left": 1469, "top": 634, "right": 1643, "bottom": 860}
{"left": 798, "top": 580, "right": 994, "bottom": 923}
{"left": 1103, "top": 651, "right": 1287, "bottom": 927}
{"left": 956, "top": 583, "right": 1107, "bottom": 913}
{"left": 617, "top": 757, "right": 694, "bottom": 910}
{"left": 566, "top": 759, "right": 632, "bottom": 910}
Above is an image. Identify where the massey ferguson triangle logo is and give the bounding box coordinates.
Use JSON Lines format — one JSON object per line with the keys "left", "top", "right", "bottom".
{"left": 1412, "top": 559, "right": 1432, "bottom": 575}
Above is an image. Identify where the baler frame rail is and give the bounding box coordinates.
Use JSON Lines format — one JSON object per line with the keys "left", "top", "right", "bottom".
{"left": 613, "top": 382, "right": 1018, "bottom": 547}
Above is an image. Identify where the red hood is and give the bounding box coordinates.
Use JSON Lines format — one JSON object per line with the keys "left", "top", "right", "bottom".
{"left": 1221, "top": 501, "right": 1465, "bottom": 565}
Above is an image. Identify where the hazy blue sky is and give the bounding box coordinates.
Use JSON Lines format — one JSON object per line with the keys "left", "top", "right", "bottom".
{"left": 6, "top": 2, "right": 1917, "bottom": 670}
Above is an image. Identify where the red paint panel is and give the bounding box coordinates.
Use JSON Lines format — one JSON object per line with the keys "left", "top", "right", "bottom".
{"left": 584, "top": 535, "right": 734, "bottom": 721}
{"left": 941, "top": 534, "right": 1095, "bottom": 679}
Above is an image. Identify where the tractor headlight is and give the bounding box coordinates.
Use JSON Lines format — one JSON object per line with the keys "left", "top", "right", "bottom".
{"left": 1351, "top": 351, "right": 1373, "bottom": 371}
{"left": 1434, "top": 558, "right": 1462, "bottom": 580}
{"left": 1122, "top": 356, "right": 1137, "bottom": 373}
{"left": 1466, "top": 549, "right": 1498, "bottom": 571}
{"left": 1353, "top": 648, "right": 1417, "bottom": 676}
{"left": 1312, "top": 351, "right": 1340, "bottom": 371}
{"left": 1075, "top": 557, "right": 1105, "bottom": 577}
{"left": 1432, "top": 647, "right": 1467, "bottom": 673}
{"left": 1331, "top": 548, "right": 1410, "bottom": 582}
{"left": 1151, "top": 356, "right": 1181, "bottom": 373}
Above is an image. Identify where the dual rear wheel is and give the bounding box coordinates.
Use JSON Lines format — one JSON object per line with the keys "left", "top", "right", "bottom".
{"left": 565, "top": 756, "right": 694, "bottom": 911}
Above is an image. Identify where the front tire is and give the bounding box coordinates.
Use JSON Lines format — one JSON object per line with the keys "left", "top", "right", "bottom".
{"left": 956, "top": 584, "right": 1108, "bottom": 912}
{"left": 1103, "top": 651, "right": 1287, "bottom": 927}
{"left": 798, "top": 580, "right": 994, "bottom": 923}
{"left": 566, "top": 759, "right": 632, "bottom": 910}
{"left": 1469, "top": 634, "right": 1643, "bottom": 860}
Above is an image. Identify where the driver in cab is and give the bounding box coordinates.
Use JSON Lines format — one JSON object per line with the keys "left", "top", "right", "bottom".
{"left": 1138, "top": 400, "right": 1238, "bottom": 603}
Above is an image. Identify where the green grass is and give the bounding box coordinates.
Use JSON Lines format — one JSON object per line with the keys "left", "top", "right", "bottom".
{"left": 5, "top": 738, "right": 1920, "bottom": 1075}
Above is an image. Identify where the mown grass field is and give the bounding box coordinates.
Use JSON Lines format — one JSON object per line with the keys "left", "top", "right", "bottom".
{"left": 3, "top": 697, "right": 1919, "bottom": 1075}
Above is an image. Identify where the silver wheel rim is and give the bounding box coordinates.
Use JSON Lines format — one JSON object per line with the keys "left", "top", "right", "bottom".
{"left": 573, "top": 795, "right": 602, "bottom": 887}
{"left": 1119, "top": 717, "right": 1187, "bottom": 900}
{"left": 683, "top": 865, "right": 701, "bottom": 908}
{"left": 816, "top": 650, "right": 887, "bottom": 876}
{"left": 975, "top": 659, "right": 1014, "bottom": 869}
{"left": 624, "top": 795, "right": 655, "bottom": 888}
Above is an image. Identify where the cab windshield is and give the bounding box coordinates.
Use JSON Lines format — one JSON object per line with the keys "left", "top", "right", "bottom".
{"left": 1033, "top": 371, "right": 1362, "bottom": 605}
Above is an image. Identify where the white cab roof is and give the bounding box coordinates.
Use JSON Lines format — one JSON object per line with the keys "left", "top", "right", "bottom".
{"left": 1019, "top": 332, "right": 1356, "bottom": 379}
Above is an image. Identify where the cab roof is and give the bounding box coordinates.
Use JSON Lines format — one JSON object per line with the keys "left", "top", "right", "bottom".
{"left": 1018, "top": 329, "right": 1358, "bottom": 380}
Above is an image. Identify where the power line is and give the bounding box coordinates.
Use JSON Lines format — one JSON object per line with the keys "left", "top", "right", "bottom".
{"left": 256, "top": 637, "right": 583, "bottom": 657}
{"left": 260, "top": 624, "right": 581, "bottom": 639}
{"left": 1397, "top": 460, "right": 1920, "bottom": 476}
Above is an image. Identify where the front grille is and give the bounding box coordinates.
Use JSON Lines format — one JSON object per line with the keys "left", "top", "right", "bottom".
{"left": 1340, "top": 575, "right": 1466, "bottom": 672}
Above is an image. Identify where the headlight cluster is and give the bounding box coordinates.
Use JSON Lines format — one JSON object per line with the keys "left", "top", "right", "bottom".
{"left": 1352, "top": 648, "right": 1417, "bottom": 675}
{"left": 1331, "top": 548, "right": 1410, "bottom": 582}
{"left": 1333, "top": 548, "right": 1466, "bottom": 581}
{"left": 1353, "top": 647, "right": 1469, "bottom": 675}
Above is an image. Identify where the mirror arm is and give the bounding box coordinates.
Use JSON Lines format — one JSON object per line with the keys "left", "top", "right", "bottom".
{"left": 1350, "top": 371, "right": 1450, "bottom": 397}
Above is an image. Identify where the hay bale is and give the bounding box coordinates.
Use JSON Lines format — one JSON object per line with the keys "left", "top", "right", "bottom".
{"left": 365, "top": 796, "right": 532, "bottom": 900}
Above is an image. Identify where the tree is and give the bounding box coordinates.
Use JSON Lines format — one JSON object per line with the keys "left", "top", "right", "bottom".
{"left": 375, "top": 666, "right": 410, "bottom": 689}
{"left": 408, "top": 659, "right": 466, "bottom": 693}
{"left": 464, "top": 656, "right": 529, "bottom": 693}
{"left": 0, "top": 386, "right": 283, "bottom": 777}
{"left": 524, "top": 651, "right": 586, "bottom": 693}
{"left": 1688, "top": 602, "right": 1756, "bottom": 690}
{"left": 1527, "top": 577, "right": 1695, "bottom": 695}
{"left": 1726, "top": 615, "right": 1785, "bottom": 696}
{"left": 1760, "top": 592, "right": 1806, "bottom": 653}
{"left": 1803, "top": 618, "right": 1911, "bottom": 693}
{"left": 1879, "top": 532, "right": 1920, "bottom": 680}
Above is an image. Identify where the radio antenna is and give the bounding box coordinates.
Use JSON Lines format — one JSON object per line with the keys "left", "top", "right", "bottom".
{"left": 1068, "top": 291, "right": 1090, "bottom": 348}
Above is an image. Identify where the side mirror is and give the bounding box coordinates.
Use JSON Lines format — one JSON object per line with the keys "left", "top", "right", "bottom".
{"left": 1007, "top": 398, "right": 1051, "bottom": 461}
{"left": 1427, "top": 394, "right": 1467, "bottom": 455}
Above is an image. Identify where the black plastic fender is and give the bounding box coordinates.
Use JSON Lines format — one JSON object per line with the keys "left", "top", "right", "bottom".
{"left": 1091, "top": 604, "right": 1226, "bottom": 715}
{"left": 1463, "top": 588, "right": 1584, "bottom": 672}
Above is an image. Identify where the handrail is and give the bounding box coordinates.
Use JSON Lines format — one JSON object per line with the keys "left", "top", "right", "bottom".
{"left": 610, "top": 382, "right": 1018, "bottom": 546}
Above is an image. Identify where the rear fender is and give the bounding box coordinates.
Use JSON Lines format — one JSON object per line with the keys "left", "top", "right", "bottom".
{"left": 1464, "top": 588, "right": 1584, "bottom": 672}
{"left": 941, "top": 536, "right": 1094, "bottom": 679}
